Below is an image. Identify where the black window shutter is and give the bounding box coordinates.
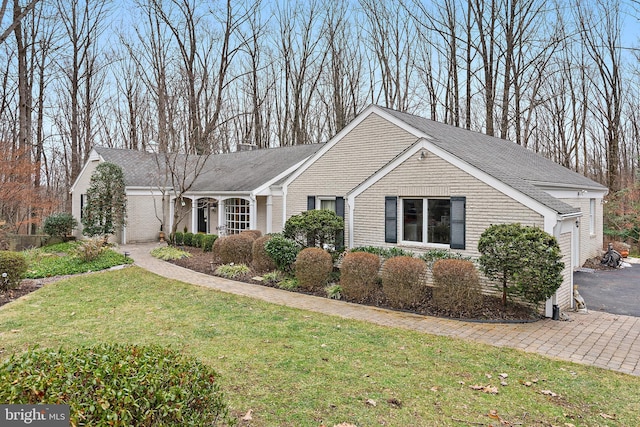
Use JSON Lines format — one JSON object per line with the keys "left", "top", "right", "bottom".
{"left": 335, "top": 197, "right": 345, "bottom": 218}
{"left": 450, "top": 196, "right": 466, "bottom": 250}
{"left": 307, "top": 195, "right": 315, "bottom": 211}
{"left": 335, "top": 197, "right": 345, "bottom": 250}
{"left": 385, "top": 196, "right": 397, "bottom": 243}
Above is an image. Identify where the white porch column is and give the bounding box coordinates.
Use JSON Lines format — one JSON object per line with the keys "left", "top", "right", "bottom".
{"left": 191, "top": 197, "right": 198, "bottom": 233}
{"left": 218, "top": 199, "right": 225, "bottom": 234}
{"left": 266, "top": 195, "right": 273, "bottom": 233}
{"left": 249, "top": 196, "right": 257, "bottom": 230}
{"left": 169, "top": 197, "right": 175, "bottom": 235}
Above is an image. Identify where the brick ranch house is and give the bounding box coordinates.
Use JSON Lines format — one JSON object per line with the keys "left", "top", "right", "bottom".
{"left": 71, "top": 105, "right": 608, "bottom": 316}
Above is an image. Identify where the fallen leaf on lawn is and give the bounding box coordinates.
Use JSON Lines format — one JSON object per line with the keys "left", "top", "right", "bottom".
{"left": 458, "top": 381, "right": 465, "bottom": 385}
{"left": 365, "top": 399, "right": 377, "bottom": 407}
{"left": 486, "top": 373, "right": 493, "bottom": 379}
{"left": 399, "top": 346, "right": 405, "bottom": 350}
{"left": 599, "top": 413, "right": 616, "bottom": 420}
{"left": 321, "top": 344, "right": 327, "bottom": 347}
{"left": 521, "top": 381, "right": 533, "bottom": 387}
{"left": 540, "top": 390, "right": 558, "bottom": 397}
{"left": 564, "top": 423, "right": 576, "bottom": 427}
{"left": 242, "top": 409, "right": 253, "bottom": 421}
{"left": 469, "top": 385, "right": 499, "bottom": 394}
{"left": 488, "top": 409, "right": 501, "bottom": 419}
{"left": 430, "top": 386, "right": 440, "bottom": 392}
{"left": 333, "top": 424, "right": 358, "bottom": 427}
{"left": 499, "top": 373, "right": 508, "bottom": 379}
{"left": 387, "top": 398, "right": 402, "bottom": 408}
{"left": 500, "top": 381, "right": 508, "bottom": 386}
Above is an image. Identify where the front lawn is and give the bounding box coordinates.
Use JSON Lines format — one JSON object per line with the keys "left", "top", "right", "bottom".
{"left": 0, "top": 267, "right": 638, "bottom": 426}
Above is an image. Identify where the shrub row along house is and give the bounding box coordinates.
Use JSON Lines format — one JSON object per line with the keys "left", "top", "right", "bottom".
{"left": 71, "top": 105, "right": 607, "bottom": 316}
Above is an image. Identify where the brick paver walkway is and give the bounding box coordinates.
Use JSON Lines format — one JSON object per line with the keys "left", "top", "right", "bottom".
{"left": 122, "top": 243, "right": 640, "bottom": 376}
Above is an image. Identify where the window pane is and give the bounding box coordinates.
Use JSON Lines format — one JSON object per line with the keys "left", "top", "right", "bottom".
{"left": 320, "top": 199, "right": 336, "bottom": 212}
{"left": 403, "top": 199, "right": 423, "bottom": 242}
{"left": 427, "top": 199, "right": 450, "bottom": 244}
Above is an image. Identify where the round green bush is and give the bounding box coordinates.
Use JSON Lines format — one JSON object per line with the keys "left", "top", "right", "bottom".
{"left": 173, "top": 231, "right": 184, "bottom": 246}
{"left": 183, "top": 232, "right": 194, "bottom": 246}
{"left": 252, "top": 235, "right": 277, "bottom": 273}
{"left": 263, "top": 233, "right": 300, "bottom": 272}
{"left": 43, "top": 212, "right": 78, "bottom": 241}
{"left": 380, "top": 256, "right": 427, "bottom": 309}
{"left": 0, "top": 344, "right": 233, "bottom": 426}
{"left": 192, "top": 233, "right": 204, "bottom": 248}
{"left": 213, "top": 233, "right": 254, "bottom": 265}
{"left": 340, "top": 251, "right": 380, "bottom": 301}
{"left": 202, "top": 234, "right": 218, "bottom": 252}
{"left": 294, "top": 247, "right": 333, "bottom": 292}
{"left": 432, "top": 259, "right": 483, "bottom": 315}
{"left": 0, "top": 251, "right": 28, "bottom": 291}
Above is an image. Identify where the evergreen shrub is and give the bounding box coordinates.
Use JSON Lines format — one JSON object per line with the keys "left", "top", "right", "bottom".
{"left": 0, "top": 251, "right": 28, "bottom": 291}
{"left": 0, "top": 344, "right": 232, "bottom": 426}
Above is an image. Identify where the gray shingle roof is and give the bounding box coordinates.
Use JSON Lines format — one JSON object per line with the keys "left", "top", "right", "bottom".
{"left": 378, "top": 107, "right": 607, "bottom": 215}
{"left": 94, "top": 144, "right": 323, "bottom": 192}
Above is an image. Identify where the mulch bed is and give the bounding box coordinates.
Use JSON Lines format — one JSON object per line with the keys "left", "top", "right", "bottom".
{"left": 0, "top": 279, "right": 48, "bottom": 308}
{"left": 169, "top": 247, "right": 542, "bottom": 322}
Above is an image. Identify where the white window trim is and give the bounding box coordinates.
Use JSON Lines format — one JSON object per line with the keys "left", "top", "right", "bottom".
{"left": 317, "top": 196, "right": 337, "bottom": 212}
{"left": 400, "top": 197, "right": 451, "bottom": 248}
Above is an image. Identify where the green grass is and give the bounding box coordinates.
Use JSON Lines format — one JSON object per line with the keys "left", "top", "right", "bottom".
{"left": 21, "top": 242, "right": 132, "bottom": 278}
{"left": 1, "top": 267, "right": 639, "bottom": 426}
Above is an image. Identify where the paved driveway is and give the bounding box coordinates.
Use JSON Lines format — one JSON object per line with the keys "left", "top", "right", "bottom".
{"left": 574, "top": 262, "right": 640, "bottom": 317}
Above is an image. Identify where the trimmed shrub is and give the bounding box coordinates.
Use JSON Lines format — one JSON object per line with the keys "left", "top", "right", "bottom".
{"left": 202, "top": 234, "right": 217, "bottom": 252}
{"left": 214, "top": 263, "right": 250, "bottom": 279}
{"left": 284, "top": 209, "right": 344, "bottom": 248}
{"left": 213, "top": 233, "right": 254, "bottom": 265}
{"left": 294, "top": 247, "right": 333, "bottom": 292}
{"left": 192, "top": 233, "right": 204, "bottom": 248}
{"left": 0, "top": 344, "right": 232, "bottom": 426}
{"left": 380, "top": 256, "right": 427, "bottom": 309}
{"left": 43, "top": 212, "right": 78, "bottom": 241}
{"left": 263, "top": 233, "right": 300, "bottom": 272}
{"left": 183, "top": 232, "right": 194, "bottom": 247}
{"left": 0, "top": 251, "right": 28, "bottom": 291}
{"left": 240, "top": 229, "right": 262, "bottom": 240}
{"left": 173, "top": 231, "right": 184, "bottom": 246}
{"left": 252, "top": 235, "right": 277, "bottom": 273}
{"left": 432, "top": 259, "right": 483, "bottom": 315}
{"left": 339, "top": 251, "right": 380, "bottom": 301}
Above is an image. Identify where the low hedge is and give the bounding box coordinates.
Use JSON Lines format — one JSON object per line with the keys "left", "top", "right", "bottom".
{"left": 0, "top": 344, "right": 233, "bottom": 426}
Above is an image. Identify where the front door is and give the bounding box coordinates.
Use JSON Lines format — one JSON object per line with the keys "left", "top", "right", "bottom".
{"left": 197, "top": 200, "right": 207, "bottom": 233}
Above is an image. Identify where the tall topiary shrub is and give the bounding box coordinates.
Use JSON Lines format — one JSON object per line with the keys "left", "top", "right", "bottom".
{"left": 478, "top": 223, "right": 564, "bottom": 306}
{"left": 283, "top": 209, "right": 344, "bottom": 249}
{"left": 380, "top": 256, "right": 427, "bottom": 309}
{"left": 340, "top": 251, "right": 380, "bottom": 301}
{"left": 81, "top": 162, "right": 127, "bottom": 238}
{"left": 432, "top": 259, "right": 482, "bottom": 315}
{"left": 43, "top": 213, "right": 78, "bottom": 242}
{"left": 294, "top": 247, "right": 333, "bottom": 292}
{"left": 0, "top": 251, "right": 28, "bottom": 291}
